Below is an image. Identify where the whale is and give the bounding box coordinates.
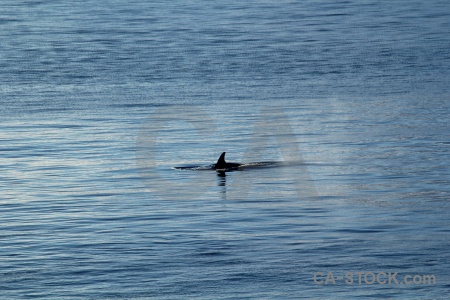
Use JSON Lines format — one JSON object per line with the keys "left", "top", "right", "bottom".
{"left": 173, "top": 152, "right": 280, "bottom": 172}
{"left": 213, "top": 152, "right": 241, "bottom": 171}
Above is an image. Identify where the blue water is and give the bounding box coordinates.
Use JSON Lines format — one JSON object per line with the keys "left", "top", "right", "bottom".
{"left": 1, "top": 0, "right": 450, "bottom": 299}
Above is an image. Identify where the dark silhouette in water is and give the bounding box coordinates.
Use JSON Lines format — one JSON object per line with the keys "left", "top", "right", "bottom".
{"left": 173, "top": 152, "right": 280, "bottom": 173}
{"left": 213, "top": 152, "right": 241, "bottom": 171}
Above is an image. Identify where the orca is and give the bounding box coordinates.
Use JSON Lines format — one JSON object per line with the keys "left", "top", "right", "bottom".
{"left": 213, "top": 152, "right": 241, "bottom": 171}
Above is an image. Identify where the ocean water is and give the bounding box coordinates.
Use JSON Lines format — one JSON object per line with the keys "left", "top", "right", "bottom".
{"left": 1, "top": 0, "right": 450, "bottom": 299}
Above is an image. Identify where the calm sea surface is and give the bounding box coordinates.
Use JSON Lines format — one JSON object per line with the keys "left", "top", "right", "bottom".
{"left": 1, "top": 0, "right": 449, "bottom": 299}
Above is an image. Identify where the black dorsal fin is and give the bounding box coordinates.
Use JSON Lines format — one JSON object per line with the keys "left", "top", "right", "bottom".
{"left": 215, "top": 152, "right": 226, "bottom": 169}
